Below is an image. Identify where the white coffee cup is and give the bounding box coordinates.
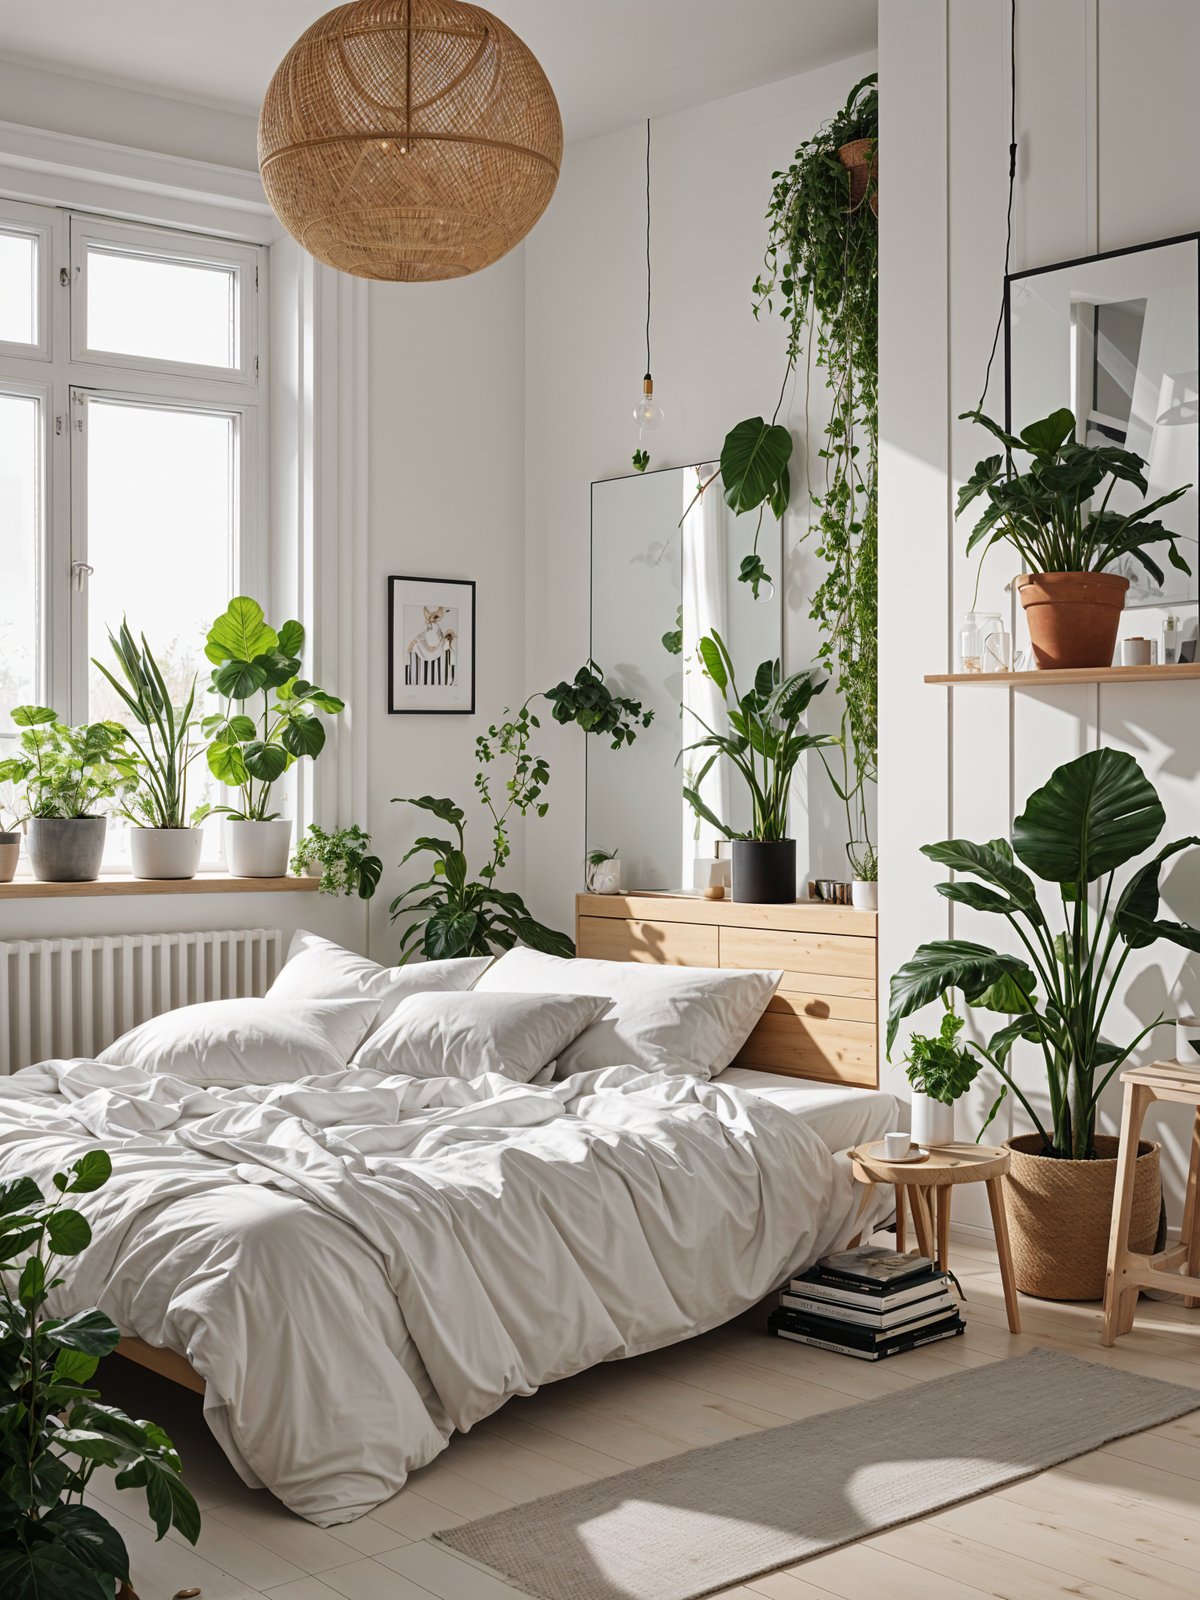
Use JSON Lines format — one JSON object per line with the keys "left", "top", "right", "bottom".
{"left": 883, "top": 1131, "right": 912, "bottom": 1160}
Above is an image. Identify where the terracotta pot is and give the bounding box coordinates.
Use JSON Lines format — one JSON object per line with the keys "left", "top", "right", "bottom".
{"left": 837, "top": 137, "right": 878, "bottom": 214}
{"left": 1016, "top": 571, "right": 1129, "bottom": 670}
{"left": 1004, "top": 1133, "right": 1159, "bottom": 1300}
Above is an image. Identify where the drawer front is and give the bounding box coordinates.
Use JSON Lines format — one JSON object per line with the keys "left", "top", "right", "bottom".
{"left": 735, "top": 1012, "right": 878, "bottom": 1087}
{"left": 576, "top": 916, "right": 719, "bottom": 967}
{"left": 766, "top": 990, "right": 877, "bottom": 1025}
{"left": 719, "top": 925, "right": 875, "bottom": 983}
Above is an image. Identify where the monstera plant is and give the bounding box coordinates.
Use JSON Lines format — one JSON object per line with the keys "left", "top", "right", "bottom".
{"left": 888, "top": 749, "right": 1198, "bottom": 1161}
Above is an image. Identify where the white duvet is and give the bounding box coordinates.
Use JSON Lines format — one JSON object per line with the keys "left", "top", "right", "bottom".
{"left": 0, "top": 1059, "right": 879, "bottom": 1525}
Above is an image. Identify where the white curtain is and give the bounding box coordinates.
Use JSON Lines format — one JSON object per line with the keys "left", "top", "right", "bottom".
{"left": 680, "top": 464, "right": 730, "bottom": 883}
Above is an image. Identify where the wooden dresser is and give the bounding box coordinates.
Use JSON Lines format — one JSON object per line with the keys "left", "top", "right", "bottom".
{"left": 575, "top": 893, "right": 879, "bottom": 1088}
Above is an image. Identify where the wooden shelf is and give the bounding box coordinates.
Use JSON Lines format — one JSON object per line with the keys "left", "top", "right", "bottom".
{"left": 925, "top": 663, "right": 1200, "bottom": 687}
{"left": 0, "top": 873, "right": 321, "bottom": 901}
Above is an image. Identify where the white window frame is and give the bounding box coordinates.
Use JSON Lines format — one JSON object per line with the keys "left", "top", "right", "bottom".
{"left": 70, "top": 215, "right": 260, "bottom": 386}
{"left": 0, "top": 197, "right": 55, "bottom": 363}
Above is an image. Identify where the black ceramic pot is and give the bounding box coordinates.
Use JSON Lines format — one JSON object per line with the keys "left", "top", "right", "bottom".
{"left": 731, "top": 838, "right": 796, "bottom": 904}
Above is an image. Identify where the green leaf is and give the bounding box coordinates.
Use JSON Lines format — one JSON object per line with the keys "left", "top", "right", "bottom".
{"left": 241, "top": 740, "right": 291, "bottom": 783}
{"left": 46, "top": 1208, "right": 91, "bottom": 1257}
{"left": 63, "top": 1150, "right": 112, "bottom": 1195}
{"left": 0, "top": 1541, "right": 114, "bottom": 1600}
{"left": 1018, "top": 406, "right": 1076, "bottom": 456}
{"left": 277, "top": 618, "right": 305, "bottom": 658}
{"left": 396, "top": 795, "right": 466, "bottom": 829}
{"left": 1113, "top": 835, "right": 1200, "bottom": 945}
{"left": 280, "top": 714, "right": 326, "bottom": 759}
{"left": 43, "top": 1306, "right": 121, "bottom": 1356}
{"left": 53, "top": 1347, "right": 100, "bottom": 1385}
{"left": 424, "top": 908, "right": 480, "bottom": 959}
{"left": 697, "top": 636, "right": 728, "bottom": 692}
{"left": 719, "top": 417, "right": 793, "bottom": 517}
{"left": 922, "top": 837, "right": 1041, "bottom": 915}
{"left": 18, "top": 1255, "right": 44, "bottom": 1309}
{"left": 1013, "top": 748, "right": 1165, "bottom": 884}
{"left": 10, "top": 704, "right": 58, "bottom": 727}
{"left": 210, "top": 656, "right": 268, "bottom": 699}
{"left": 207, "top": 739, "right": 248, "bottom": 786}
{"left": 206, "top": 596, "right": 278, "bottom": 665}
{"left": 887, "top": 940, "right": 1038, "bottom": 1053}
{"left": 39, "top": 1504, "right": 130, "bottom": 1583}
{"left": 0, "top": 1176, "right": 42, "bottom": 1217}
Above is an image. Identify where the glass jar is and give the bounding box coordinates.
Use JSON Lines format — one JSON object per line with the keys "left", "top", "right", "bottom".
{"left": 959, "top": 611, "right": 1008, "bottom": 673}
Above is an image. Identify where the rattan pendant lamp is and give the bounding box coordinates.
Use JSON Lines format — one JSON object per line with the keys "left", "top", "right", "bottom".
{"left": 259, "top": 0, "right": 563, "bottom": 281}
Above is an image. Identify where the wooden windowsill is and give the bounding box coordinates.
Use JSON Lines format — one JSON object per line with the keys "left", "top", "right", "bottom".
{"left": 925, "top": 663, "right": 1200, "bottom": 686}
{"left": 0, "top": 873, "right": 321, "bottom": 901}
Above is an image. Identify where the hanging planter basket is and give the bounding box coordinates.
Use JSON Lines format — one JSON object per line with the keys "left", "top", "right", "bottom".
{"left": 838, "top": 138, "right": 878, "bottom": 216}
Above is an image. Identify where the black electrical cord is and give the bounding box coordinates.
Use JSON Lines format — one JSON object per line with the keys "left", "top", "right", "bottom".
{"left": 976, "top": 0, "right": 1018, "bottom": 414}
{"left": 644, "top": 117, "right": 652, "bottom": 380}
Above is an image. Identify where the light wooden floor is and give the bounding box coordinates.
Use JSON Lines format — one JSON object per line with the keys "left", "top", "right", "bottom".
{"left": 93, "top": 1228, "right": 1200, "bottom": 1600}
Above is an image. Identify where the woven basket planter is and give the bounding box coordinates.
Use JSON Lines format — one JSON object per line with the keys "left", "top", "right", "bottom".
{"left": 1004, "top": 1133, "right": 1160, "bottom": 1301}
{"left": 837, "top": 137, "right": 878, "bottom": 215}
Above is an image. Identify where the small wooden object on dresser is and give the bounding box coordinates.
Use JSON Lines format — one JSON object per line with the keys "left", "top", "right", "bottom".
{"left": 849, "top": 1141, "right": 1022, "bottom": 1333}
{"left": 575, "top": 892, "right": 878, "bottom": 1087}
{"left": 1102, "top": 1062, "right": 1200, "bottom": 1346}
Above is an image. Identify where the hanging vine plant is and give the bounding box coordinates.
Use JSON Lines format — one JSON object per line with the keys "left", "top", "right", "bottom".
{"left": 754, "top": 72, "right": 878, "bottom": 873}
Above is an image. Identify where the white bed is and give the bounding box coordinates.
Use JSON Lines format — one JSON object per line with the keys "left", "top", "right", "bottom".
{"left": 0, "top": 948, "right": 899, "bottom": 1527}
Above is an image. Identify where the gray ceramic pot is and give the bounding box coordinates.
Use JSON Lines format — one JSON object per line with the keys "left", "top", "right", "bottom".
{"left": 27, "top": 816, "right": 107, "bottom": 882}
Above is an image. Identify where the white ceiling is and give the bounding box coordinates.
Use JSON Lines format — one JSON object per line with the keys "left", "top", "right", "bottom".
{"left": 0, "top": 0, "right": 877, "bottom": 143}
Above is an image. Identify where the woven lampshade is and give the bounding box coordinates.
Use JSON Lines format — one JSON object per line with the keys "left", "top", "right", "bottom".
{"left": 259, "top": 0, "right": 563, "bottom": 281}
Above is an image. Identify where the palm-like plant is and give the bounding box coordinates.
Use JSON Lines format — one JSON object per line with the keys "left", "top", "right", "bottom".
{"left": 888, "top": 749, "right": 1199, "bottom": 1160}
{"left": 958, "top": 405, "right": 1193, "bottom": 585}
{"left": 681, "top": 631, "right": 834, "bottom": 842}
{"left": 92, "top": 621, "right": 197, "bottom": 829}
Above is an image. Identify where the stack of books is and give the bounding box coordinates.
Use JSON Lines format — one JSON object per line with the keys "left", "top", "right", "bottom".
{"left": 769, "top": 1245, "right": 964, "bottom": 1360}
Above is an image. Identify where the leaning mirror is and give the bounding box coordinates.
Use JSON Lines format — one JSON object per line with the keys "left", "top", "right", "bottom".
{"left": 1006, "top": 233, "right": 1199, "bottom": 606}
{"left": 587, "top": 464, "right": 782, "bottom": 891}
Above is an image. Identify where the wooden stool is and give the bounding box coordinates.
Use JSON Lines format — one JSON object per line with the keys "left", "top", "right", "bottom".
{"left": 849, "top": 1141, "right": 1021, "bottom": 1333}
{"left": 1101, "top": 1062, "right": 1200, "bottom": 1346}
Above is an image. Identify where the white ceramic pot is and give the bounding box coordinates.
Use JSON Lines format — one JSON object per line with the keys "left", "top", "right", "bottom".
{"left": 0, "top": 832, "right": 19, "bottom": 883}
{"left": 911, "top": 1090, "right": 955, "bottom": 1148}
{"left": 130, "top": 827, "right": 203, "bottom": 880}
{"left": 851, "top": 879, "right": 878, "bottom": 910}
{"left": 225, "top": 818, "right": 292, "bottom": 878}
{"left": 586, "top": 858, "right": 622, "bottom": 895}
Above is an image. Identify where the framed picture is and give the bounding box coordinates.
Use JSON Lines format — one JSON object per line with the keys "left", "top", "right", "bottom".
{"left": 387, "top": 575, "right": 476, "bottom": 714}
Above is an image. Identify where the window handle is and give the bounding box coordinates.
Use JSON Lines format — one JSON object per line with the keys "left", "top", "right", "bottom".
{"left": 71, "top": 561, "right": 94, "bottom": 591}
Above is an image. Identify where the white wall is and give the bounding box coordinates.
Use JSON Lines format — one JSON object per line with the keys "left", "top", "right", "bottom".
{"left": 523, "top": 53, "right": 879, "bottom": 939}
{"left": 879, "top": 0, "right": 1200, "bottom": 1228}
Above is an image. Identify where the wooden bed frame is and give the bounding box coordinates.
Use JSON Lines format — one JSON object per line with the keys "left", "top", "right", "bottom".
{"left": 575, "top": 892, "right": 879, "bottom": 1088}
{"left": 120, "top": 897, "right": 879, "bottom": 1393}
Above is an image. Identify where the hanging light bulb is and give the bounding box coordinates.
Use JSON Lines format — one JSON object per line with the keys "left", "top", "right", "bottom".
{"left": 630, "top": 119, "right": 661, "bottom": 471}
{"left": 633, "top": 373, "right": 664, "bottom": 431}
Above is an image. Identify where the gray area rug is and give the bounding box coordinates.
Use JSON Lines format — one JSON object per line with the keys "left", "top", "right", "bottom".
{"left": 435, "top": 1347, "right": 1200, "bottom": 1600}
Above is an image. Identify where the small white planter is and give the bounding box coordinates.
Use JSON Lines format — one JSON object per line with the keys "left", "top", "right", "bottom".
{"left": 851, "top": 879, "right": 878, "bottom": 910}
{"left": 225, "top": 818, "right": 292, "bottom": 878}
{"left": 911, "top": 1090, "right": 955, "bottom": 1148}
{"left": 0, "top": 832, "right": 19, "bottom": 883}
{"left": 586, "top": 858, "right": 622, "bottom": 895}
{"left": 130, "top": 827, "right": 203, "bottom": 880}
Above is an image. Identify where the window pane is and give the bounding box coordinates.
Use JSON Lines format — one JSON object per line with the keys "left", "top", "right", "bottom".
{"left": 86, "top": 247, "right": 238, "bottom": 368}
{"left": 0, "top": 231, "right": 37, "bottom": 346}
{"left": 0, "top": 393, "right": 41, "bottom": 744}
{"left": 86, "top": 399, "right": 237, "bottom": 857}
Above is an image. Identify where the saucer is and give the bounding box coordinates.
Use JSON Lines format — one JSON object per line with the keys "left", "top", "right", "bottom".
{"left": 871, "top": 1144, "right": 930, "bottom": 1164}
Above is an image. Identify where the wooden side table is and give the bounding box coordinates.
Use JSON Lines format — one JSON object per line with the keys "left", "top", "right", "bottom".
{"left": 1102, "top": 1062, "right": 1200, "bottom": 1347}
{"left": 849, "top": 1140, "right": 1021, "bottom": 1333}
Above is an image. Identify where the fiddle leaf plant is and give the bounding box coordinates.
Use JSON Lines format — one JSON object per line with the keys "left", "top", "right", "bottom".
{"left": 888, "top": 748, "right": 1200, "bottom": 1160}
{"left": 0, "top": 1151, "right": 200, "bottom": 1599}
{"left": 200, "top": 598, "right": 344, "bottom": 822}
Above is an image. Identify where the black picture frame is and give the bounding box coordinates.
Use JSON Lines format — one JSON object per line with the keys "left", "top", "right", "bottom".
{"left": 387, "top": 575, "right": 476, "bottom": 715}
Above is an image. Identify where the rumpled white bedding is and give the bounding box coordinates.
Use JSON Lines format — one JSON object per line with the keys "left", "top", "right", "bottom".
{"left": 0, "top": 1058, "right": 885, "bottom": 1525}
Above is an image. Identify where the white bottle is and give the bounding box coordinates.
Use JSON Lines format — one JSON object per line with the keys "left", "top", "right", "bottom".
{"left": 1164, "top": 614, "right": 1179, "bottom": 665}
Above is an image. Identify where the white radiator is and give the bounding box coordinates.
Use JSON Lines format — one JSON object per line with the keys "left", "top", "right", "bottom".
{"left": 0, "top": 929, "right": 284, "bottom": 1074}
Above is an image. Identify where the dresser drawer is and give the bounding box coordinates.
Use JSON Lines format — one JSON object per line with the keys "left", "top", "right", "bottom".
{"left": 719, "top": 925, "right": 876, "bottom": 983}
{"left": 766, "top": 990, "right": 877, "bottom": 1025}
{"left": 576, "top": 916, "right": 719, "bottom": 967}
{"left": 736, "top": 1012, "right": 878, "bottom": 1087}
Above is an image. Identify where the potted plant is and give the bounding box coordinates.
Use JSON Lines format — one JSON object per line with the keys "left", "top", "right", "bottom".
{"left": 681, "top": 631, "right": 835, "bottom": 903}
{"left": 888, "top": 747, "right": 1199, "bottom": 1299}
{"left": 291, "top": 822, "right": 382, "bottom": 899}
{"left": 0, "top": 795, "right": 20, "bottom": 883}
{"left": 92, "top": 620, "right": 204, "bottom": 880}
{"left": 958, "top": 405, "right": 1192, "bottom": 668}
{"left": 0, "top": 707, "right": 133, "bottom": 882}
{"left": 902, "top": 1000, "right": 980, "bottom": 1147}
{"left": 201, "top": 597, "right": 344, "bottom": 877}
{"left": 849, "top": 840, "right": 878, "bottom": 910}
{"left": 0, "top": 1150, "right": 200, "bottom": 1595}
{"left": 585, "top": 847, "right": 621, "bottom": 895}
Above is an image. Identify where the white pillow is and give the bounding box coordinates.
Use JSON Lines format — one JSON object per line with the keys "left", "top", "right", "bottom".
{"left": 98, "top": 997, "right": 380, "bottom": 1086}
{"left": 266, "top": 930, "right": 492, "bottom": 1031}
{"left": 351, "top": 990, "right": 608, "bottom": 1082}
{"left": 474, "top": 948, "right": 782, "bottom": 1079}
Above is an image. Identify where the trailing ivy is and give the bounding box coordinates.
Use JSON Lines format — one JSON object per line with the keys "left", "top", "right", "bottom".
{"left": 754, "top": 73, "right": 878, "bottom": 867}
